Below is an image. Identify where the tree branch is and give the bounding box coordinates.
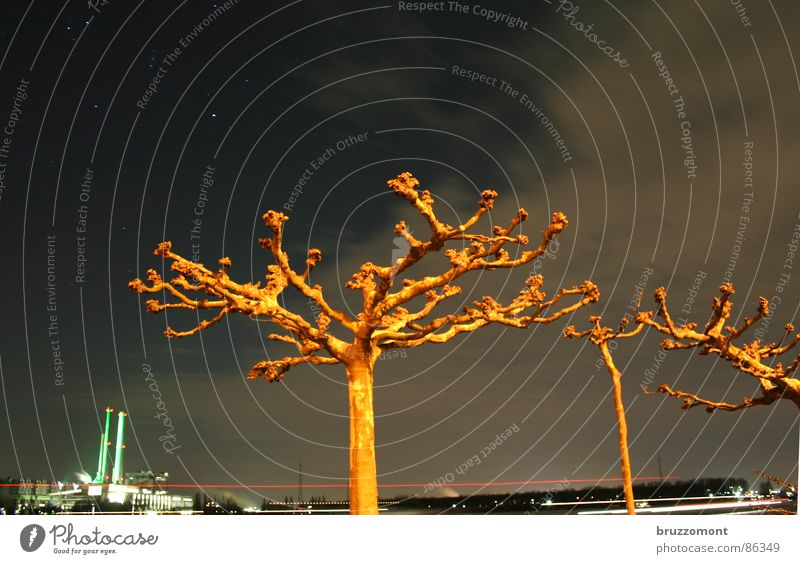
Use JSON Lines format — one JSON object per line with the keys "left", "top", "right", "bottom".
{"left": 247, "top": 354, "right": 341, "bottom": 382}
{"left": 379, "top": 280, "right": 599, "bottom": 348}
{"left": 129, "top": 242, "right": 349, "bottom": 362}
{"left": 259, "top": 211, "right": 355, "bottom": 332}
{"left": 345, "top": 173, "right": 567, "bottom": 323}
{"left": 642, "top": 383, "right": 776, "bottom": 412}
{"left": 165, "top": 308, "right": 229, "bottom": 338}
{"left": 374, "top": 206, "right": 566, "bottom": 318}
{"left": 636, "top": 284, "right": 800, "bottom": 409}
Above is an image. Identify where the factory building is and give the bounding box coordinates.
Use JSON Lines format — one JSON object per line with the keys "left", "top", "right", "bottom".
{"left": 1, "top": 407, "right": 193, "bottom": 514}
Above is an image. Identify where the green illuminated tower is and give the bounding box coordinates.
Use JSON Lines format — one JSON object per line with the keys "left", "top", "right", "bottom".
{"left": 111, "top": 411, "right": 127, "bottom": 484}
{"left": 93, "top": 407, "right": 113, "bottom": 484}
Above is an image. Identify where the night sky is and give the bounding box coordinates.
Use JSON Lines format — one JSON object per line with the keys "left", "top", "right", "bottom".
{"left": 1, "top": 0, "right": 799, "bottom": 507}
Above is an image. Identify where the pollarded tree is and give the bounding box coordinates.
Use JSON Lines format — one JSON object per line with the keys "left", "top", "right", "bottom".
{"left": 564, "top": 314, "right": 645, "bottom": 515}
{"left": 638, "top": 283, "right": 800, "bottom": 410}
{"left": 129, "top": 172, "right": 599, "bottom": 514}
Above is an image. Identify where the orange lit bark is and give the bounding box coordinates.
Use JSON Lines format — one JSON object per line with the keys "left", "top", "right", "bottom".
{"left": 346, "top": 358, "right": 378, "bottom": 515}
{"left": 599, "top": 342, "right": 636, "bottom": 515}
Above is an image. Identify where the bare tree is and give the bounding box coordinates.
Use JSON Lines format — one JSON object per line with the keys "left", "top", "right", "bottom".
{"left": 129, "top": 172, "right": 599, "bottom": 514}
{"left": 564, "top": 315, "right": 645, "bottom": 515}
{"left": 638, "top": 283, "right": 800, "bottom": 411}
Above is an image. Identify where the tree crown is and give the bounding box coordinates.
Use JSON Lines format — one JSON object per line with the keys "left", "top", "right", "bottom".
{"left": 129, "top": 172, "right": 599, "bottom": 380}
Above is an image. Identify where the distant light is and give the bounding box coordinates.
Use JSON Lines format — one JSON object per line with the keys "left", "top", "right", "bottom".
{"left": 107, "top": 492, "right": 126, "bottom": 504}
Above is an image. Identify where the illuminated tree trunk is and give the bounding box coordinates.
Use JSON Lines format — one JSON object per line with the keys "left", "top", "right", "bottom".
{"left": 600, "top": 342, "right": 636, "bottom": 515}
{"left": 346, "top": 358, "right": 378, "bottom": 515}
